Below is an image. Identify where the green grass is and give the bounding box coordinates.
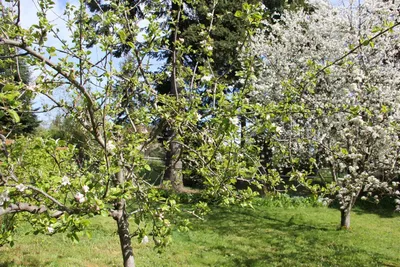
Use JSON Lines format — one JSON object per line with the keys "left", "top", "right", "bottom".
{"left": 1, "top": 202, "right": 399, "bottom": 267}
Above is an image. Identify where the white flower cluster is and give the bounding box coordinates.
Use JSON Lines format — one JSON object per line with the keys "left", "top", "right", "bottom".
{"left": 201, "top": 74, "right": 213, "bottom": 82}
{"left": 75, "top": 192, "right": 85, "bottom": 203}
{"left": 74, "top": 185, "right": 90, "bottom": 203}
{"left": 16, "top": 183, "right": 27, "bottom": 192}
{"left": 251, "top": 0, "right": 400, "bottom": 212}
{"left": 229, "top": 117, "right": 239, "bottom": 125}
{"left": 61, "top": 176, "right": 70, "bottom": 186}
{"left": 0, "top": 190, "right": 10, "bottom": 206}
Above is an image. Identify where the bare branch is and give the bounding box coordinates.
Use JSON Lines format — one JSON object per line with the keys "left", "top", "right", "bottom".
{"left": 26, "top": 185, "right": 72, "bottom": 213}
{"left": 0, "top": 202, "right": 63, "bottom": 218}
{"left": 0, "top": 52, "right": 28, "bottom": 59}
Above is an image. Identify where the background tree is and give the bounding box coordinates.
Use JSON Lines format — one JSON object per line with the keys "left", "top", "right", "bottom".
{"left": 0, "top": 47, "right": 40, "bottom": 137}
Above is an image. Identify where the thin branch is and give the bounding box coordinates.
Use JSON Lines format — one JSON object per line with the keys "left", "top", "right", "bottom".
{"left": 316, "top": 19, "right": 400, "bottom": 77}
{"left": 171, "top": 4, "right": 182, "bottom": 100}
{"left": 183, "top": 210, "right": 205, "bottom": 221}
{"left": 26, "top": 185, "right": 72, "bottom": 213}
{"left": 0, "top": 52, "right": 28, "bottom": 58}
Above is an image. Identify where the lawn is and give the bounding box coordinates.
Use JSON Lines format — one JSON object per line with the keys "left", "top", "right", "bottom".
{"left": 0, "top": 200, "right": 399, "bottom": 267}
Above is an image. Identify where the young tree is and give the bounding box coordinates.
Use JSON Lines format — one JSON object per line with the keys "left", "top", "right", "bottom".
{"left": 251, "top": 0, "right": 400, "bottom": 228}
{"left": 0, "top": 1, "right": 261, "bottom": 266}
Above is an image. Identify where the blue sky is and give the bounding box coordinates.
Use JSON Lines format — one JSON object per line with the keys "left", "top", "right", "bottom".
{"left": 21, "top": 0, "right": 354, "bottom": 125}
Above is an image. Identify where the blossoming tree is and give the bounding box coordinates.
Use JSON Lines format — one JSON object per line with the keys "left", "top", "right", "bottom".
{"left": 251, "top": 0, "right": 400, "bottom": 228}
{"left": 0, "top": 1, "right": 264, "bottom": 266}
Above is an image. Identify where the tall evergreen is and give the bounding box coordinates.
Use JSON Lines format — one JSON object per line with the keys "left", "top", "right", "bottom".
{"left": 0, "top": 48, "right": 40, "bottom": 137}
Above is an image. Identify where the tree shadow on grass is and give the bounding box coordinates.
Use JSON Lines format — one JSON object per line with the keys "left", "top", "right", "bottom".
{"left": 191, "top": 207, "right": 398, "bottom": 267}
{"left": 0, "top": 262, "right": 15, "bottom": 267}
{"left": 0, "top": 261, "right": 42, "bottom": 267}
{"left": 329, "top": 196, "right": 400, "bottom": 219}
{"left": 0, "top": 252, "right": 45, "bottom": 267}
{"left": 351, "top": 201, "right": 400, "bottom": 219}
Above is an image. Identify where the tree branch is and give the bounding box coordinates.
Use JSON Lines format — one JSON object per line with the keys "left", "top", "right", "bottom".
{"left": 0, "top": 37, "right": 106, "bottom": 148}
{"left": 316, "top": 20, "right": 400, "bottom": 76}
{"left": 26, "top": 185, "right": 72, "bottom": 213}
{"left": 0, "top": 202, "right": 63, "bottom": 218}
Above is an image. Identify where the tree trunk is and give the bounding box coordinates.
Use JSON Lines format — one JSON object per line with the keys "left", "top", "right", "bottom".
{"left": 112, "top": 200, "right": 135, "bottom": 267}
{"left": 164, "top": 139, "right": 184, "bottom": 192}
{"left": 240, "top": 115, "right": 246, "bottom": 148}
{"left": 163, "top": 1, "right": 184, "bottom": 192}
{"left": 339, "top": 187, "right": 361, "bottom": 229}
{"left": 340, "top": 209, "right": 351, "bottom": 229}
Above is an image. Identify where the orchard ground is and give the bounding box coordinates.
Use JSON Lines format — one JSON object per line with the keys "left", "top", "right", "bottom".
{"left": 0, "top": 197, "right": 399, "bottom": 267}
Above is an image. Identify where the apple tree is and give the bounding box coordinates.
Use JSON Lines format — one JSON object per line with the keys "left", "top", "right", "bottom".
{"left": 0, "top": 1, "right": 264, "bottom": 266}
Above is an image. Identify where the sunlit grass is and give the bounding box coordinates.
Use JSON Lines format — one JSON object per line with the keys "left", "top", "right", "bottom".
{"left": 1, "top": 200, "right": 399, "bottom": 266}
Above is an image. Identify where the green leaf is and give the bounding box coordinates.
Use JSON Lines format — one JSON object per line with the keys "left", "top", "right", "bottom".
{"left": 46, "top": 46, "right": 57, "bottom": 56}
{"left": 118, "top": 30, "right": 127, "bottom": 42}
{"left": 2, "top": 84, "right": 16, "bottom": 92}
{"left": 371, "top": 26, "right": 382, "bottom": 33}
{"left": 144, "top": 164, "right": 151, "bottom": 171}
{"left": 7, "top": 110, "right": 20, "bottom": 123}
{"left": 234, "top": 10, "right": 243, "bottom": 18}
{"left": 369, "top": 41, "right": 375, "bottom": 48}
{"left": 362, "top": 39, "right": 369, "bottom": 46}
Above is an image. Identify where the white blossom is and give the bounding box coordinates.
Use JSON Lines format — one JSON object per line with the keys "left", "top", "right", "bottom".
{"left": 75, "top": 192, "right": 86, "bottom": 203}
{"left": 82, "top": 185, "right": 89, "bottom": 193}
{"left": 47, "top": 226, "right": 54, "bottom": 233}
{"left": 141, "top": 235, "right": 149, "bottom": 244}
{"left": 0, "top": 191, "right": 9, "bottom": 205}
{"left": 106, "top": 141, "right": 116, "bottom": 152}
{"left": 201, "top": 74, "right": 213, "bottom": 82}
{"left": 195, "top": 113, "right": 201, "bottom": 121}
{"left": 61, "top": 176, "right": 71, "bottom": 186}
{"left": 229, "top": 117, "right": 239, "bottom": 125}
{"left": 26, "top": 84, "right": 37, "bottom": 91}
{"left": 16, "top": 184, "right": 27, "bottom": 192}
